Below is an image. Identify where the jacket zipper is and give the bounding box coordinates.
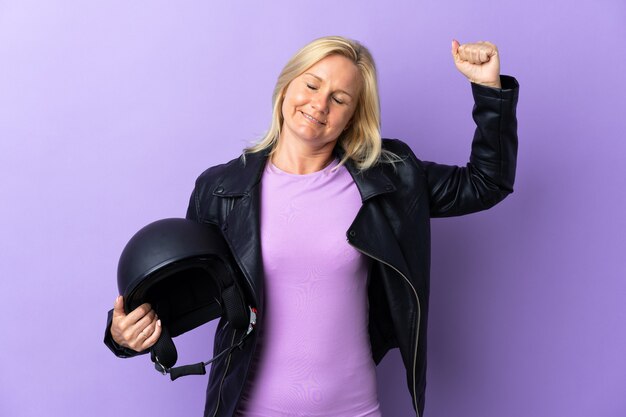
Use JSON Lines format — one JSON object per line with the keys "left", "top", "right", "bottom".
{"left": 212, "top": 328, "right": 238, "bottom": 417}
{"left": 348, "top": 242, "right": 421, "bottom": 417}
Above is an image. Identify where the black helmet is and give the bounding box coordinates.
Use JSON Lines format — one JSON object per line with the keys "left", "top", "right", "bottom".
{"left": 117, "top": 218, "right": 256, "bottom": 380}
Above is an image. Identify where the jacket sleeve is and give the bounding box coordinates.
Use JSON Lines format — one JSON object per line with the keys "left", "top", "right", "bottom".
{"left": 417, "top": 74, "right": 519, "bottom": 217}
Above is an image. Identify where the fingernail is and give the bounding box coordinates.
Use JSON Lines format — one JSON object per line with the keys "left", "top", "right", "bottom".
{"left": 157, "top": 320, "right": 162, "bottom": 327}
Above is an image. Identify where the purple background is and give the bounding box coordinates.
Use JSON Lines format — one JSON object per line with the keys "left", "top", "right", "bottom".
{"left": 1, "top": 1, "right": 625, "bottom": 416}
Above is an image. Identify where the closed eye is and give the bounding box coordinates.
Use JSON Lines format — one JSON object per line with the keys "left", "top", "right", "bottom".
{"left": 332, "top": 96, "right": 344, "bottom": 104}
{"left": 306, "top": 83, "right": 318, "bottom": 90}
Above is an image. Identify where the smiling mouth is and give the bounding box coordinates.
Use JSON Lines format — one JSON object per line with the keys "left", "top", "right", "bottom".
{"left": 301, "top": 111, "right": 326, "bottom": 125}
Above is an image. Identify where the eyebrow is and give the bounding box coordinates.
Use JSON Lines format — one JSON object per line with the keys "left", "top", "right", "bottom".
{"left": 304, "top": 72, "right": 354, "bottom": 98}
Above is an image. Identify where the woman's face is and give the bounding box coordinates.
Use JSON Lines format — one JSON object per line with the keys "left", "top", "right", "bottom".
{"left": 280, "top": 54, "right": 362, "bottom": 150}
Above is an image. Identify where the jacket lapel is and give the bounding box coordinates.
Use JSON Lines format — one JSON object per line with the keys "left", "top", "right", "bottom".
{"left": 343, "top": 159, "right": 413, "bottom": 281}
{"left": 217, "top": 151, "right": 269, "bottom": 306}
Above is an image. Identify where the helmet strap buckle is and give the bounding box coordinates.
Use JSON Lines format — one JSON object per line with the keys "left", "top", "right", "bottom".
{"left": 153, "top": 356, "right": 169, "bottom": 375}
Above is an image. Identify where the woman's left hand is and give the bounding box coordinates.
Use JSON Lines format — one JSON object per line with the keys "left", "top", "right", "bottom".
{"left": 451, "top": 40, "right": 501, "bottom": 88}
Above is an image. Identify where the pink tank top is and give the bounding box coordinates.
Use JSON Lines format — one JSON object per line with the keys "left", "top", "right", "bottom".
{"left": 234, "top": 158, "right": 381, "bottom": 417}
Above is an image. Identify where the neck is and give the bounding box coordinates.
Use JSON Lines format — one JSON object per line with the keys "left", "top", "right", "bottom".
{"left": 271, "top": 138, "right": 336, "bottom": 175}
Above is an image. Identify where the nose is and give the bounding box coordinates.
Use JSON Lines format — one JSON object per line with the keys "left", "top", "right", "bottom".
{"left": 310, "top": 93, "right": 329, "bottom": 115}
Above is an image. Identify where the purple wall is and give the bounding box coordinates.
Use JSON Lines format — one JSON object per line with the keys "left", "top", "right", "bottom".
{"left": 1, "top": 1, "right": 624, "bottom": 416}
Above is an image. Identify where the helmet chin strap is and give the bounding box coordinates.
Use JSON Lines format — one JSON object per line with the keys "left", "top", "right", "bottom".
{"left": 151, "top": 306, "right": 257, "bottom": 381}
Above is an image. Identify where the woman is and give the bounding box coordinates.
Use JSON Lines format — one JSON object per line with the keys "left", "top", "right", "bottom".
{"left": 105, "top": 36, "right": 519, "bottom": 417}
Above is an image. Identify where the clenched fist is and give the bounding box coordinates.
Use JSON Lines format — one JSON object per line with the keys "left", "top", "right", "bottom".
{"left": 452, "top": 40, "right": 501, "bottom": 88}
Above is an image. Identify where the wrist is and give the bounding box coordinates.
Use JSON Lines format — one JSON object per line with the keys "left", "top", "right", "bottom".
{"left": 471, "top": 77, "right": 501, "bottom": 89}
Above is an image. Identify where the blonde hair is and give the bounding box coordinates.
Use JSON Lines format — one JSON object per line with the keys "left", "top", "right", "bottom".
{"left": 244, "top": 35, "right": 398, "bottom": 171}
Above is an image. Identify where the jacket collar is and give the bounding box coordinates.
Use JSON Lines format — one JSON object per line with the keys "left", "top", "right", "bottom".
{"left": 216, "top": 145, "right": 396, "bottom": 201}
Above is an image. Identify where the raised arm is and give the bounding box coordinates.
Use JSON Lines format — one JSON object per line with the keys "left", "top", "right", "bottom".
{"left": 420, "top": 40, "right": 519, "bottom": 217}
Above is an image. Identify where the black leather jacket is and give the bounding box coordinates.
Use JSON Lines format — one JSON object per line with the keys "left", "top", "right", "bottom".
{"left": 105, "top": 75, "right": 519, "bottom": 417}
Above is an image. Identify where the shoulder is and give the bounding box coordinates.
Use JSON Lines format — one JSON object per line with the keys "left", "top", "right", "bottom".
{"left": 380, "top": 138, "right": 425, "bottom": 174}
{"left": 381, "top": 138, "right": 413, "bottom": 155}
{"left": 194, "top": 154, "right": 245, "bottom": 191}
{"left": 195, "top": 154, "right": 245, "bottom": 182}
{"left": 369, "top": 139, "right": 430, "bottom": 212}
{"left": 187, "top": 154, "right": 246, "bottom": 222}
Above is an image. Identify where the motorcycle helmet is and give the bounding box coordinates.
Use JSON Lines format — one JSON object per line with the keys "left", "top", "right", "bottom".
{"left": 117, "top": 218, "right": 256, "bottom": 380}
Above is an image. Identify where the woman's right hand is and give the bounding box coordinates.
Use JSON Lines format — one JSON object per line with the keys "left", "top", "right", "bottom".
{"left": 110, "top": 295, "right": 162, "bottom": 352}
